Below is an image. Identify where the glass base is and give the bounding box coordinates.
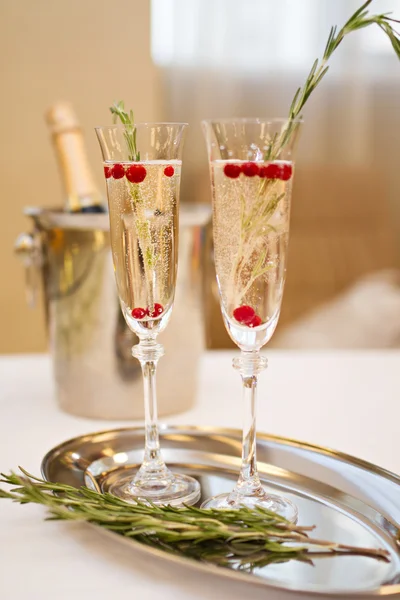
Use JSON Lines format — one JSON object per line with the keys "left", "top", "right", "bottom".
{"left": 109, "top": 471, "right": 201, "bottom": 507}
{"left": 201, "top": 489, "right": 298, "bottom": 523}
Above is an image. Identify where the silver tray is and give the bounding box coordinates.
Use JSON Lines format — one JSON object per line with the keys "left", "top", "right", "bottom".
{"left": 41, "top": 425, "right": 400, "bottom": 598}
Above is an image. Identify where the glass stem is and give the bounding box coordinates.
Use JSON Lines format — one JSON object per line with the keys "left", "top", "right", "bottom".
{"left": 230, "top": 350, "right": 268, "bottom": 499}
{"left": 132, "top": 339, "right": 172, "bottom": 486}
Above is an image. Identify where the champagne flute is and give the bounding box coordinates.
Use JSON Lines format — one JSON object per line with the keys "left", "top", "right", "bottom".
{"left": 201, "top": 118, "right": 302, "bottom": 521}
{"left": 95, "top": 123, "right": 200, "bottom": 506}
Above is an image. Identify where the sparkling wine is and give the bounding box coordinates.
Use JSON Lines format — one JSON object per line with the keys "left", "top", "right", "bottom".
{"left": 211, "top": 160, "right": 293, "bottom": 349}
{"left": 105, "top": 160, "right": 180, "bottom": 337}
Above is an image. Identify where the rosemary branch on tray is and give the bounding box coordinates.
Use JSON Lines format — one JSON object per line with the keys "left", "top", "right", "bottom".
{"left": 0, "top": 469, "right": 389, "bottom": 572}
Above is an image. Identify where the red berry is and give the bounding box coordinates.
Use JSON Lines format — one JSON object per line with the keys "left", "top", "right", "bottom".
{"left": 241, "top": 162, "right": 259, "bottom": 177}
{"left": 131, "top": 307, "right": 146, "bottom": 319}
{"left": 233, "top": 305, "right": 255, "bottom": 324}
{"left": 224, "top": 163, "right": 241, "bottom": 179}
{"left": 126, "top": 164, "right": 147, "bottom": 183}
{"left": 279, "top": 164, "right": 293, "bottom": 181}
{"left": 147, "top": 303, "right": 164, "bottom": 318}
{"left": 259, "top": 166, "right": 267, "bottom": 178}
{"left": 104, "top": 166, "right": 112, "bottom": 179}
{"left": 164, "top": 165, "right": 174, "bottom": 177}
{"left": 264, "top": 163, "right": 280, "bottom": 179}
{"left": 248, "top": 315, "right": 262, "bottom": 328}
{"left": 112, "top": 163, "right": 125, "bottom": 179}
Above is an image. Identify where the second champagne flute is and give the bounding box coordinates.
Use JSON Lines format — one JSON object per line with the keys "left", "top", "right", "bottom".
{"left": 96, "top": 122, "right": 200, "bottom": 506}
{"left": 201, "top": 118, "right": 302, "bottom": 521}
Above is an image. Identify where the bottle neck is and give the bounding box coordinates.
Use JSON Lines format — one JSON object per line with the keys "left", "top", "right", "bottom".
{"left": 52, "top": 128, "right": 103, "bottom": 212}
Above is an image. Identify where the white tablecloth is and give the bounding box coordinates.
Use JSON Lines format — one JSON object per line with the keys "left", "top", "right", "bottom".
{"left": 1, "top": 351, "right": 399, "bottom": 600}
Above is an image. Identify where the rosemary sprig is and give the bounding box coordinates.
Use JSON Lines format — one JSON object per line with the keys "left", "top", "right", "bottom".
{"left": 233, "top": 0, "right": 400, "bottom": 307}
{"left": 231, "top": 185, "right": 284, "bottom": 304}
{"left": 110, "top": 100, "right": 140, "bottom": 161}
{"left": 109, "top": 101, "right": 156, "bottom": 298}
{"left": 270, "top": 0, "right": 400, "bottom": 160}
{"left": 0, "top": 469, "right": 389, "bottom": 571}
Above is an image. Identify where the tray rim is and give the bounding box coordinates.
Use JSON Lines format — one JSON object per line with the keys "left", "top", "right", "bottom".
{"left": 41, "top": 424, "right": 400, "bottom": 598}
{"left": 42, "top": 423, "right": 400, "bottom": 487}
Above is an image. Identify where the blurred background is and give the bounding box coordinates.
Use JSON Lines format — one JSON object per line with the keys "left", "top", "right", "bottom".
{"left": 1, "top": 0, "right": 400, "bottom": 354}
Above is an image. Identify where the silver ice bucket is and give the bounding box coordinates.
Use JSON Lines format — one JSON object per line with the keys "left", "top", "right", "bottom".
{"left": 15, "top": 204, "right": 211, "bottom": 419}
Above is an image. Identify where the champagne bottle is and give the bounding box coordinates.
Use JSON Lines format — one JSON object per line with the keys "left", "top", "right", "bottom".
{"left": 46, "top": 102, "right": 106, "bottom": 213}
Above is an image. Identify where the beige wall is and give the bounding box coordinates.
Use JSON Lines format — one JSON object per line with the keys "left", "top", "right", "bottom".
{"left": 0, "top": 0, "right": 159, "bottom": 353}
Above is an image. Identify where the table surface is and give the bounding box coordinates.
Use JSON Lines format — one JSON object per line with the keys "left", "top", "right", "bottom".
{"left": 1, "top": 350, "right": 399, "bottom": 600}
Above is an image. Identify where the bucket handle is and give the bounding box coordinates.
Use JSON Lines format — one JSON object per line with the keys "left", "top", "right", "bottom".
{"left": 14, "top": 232, "right": 42, "bottom": 308}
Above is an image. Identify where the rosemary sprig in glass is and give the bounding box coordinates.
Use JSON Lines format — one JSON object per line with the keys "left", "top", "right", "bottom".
{"left": 109, "top": 101, "right": 156, "bottom": 298}
{"left": 110, "top": 100, "right": 140, "bottom": 161}
{"left": 234, "top": 0, "right": 400, "bottom": 306}
{"left": 0, "top": 469, "right": 389, "bottom": 572}
{"left": 270, "top": 0, "right": 400, "bottom": 160}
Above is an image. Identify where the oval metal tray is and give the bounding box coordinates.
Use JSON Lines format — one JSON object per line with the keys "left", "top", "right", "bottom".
{"left": 41, "top": 425, "right": 400, "bottom": 598}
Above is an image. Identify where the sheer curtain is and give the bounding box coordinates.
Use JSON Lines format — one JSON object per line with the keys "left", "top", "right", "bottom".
{"left": 151, "top": 0, "right": 397, "bottom": 70}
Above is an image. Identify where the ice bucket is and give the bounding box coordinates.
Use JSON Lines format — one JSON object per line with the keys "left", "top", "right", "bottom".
{"left": 15, "top": 204, "right": 211, "bottom": 419}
